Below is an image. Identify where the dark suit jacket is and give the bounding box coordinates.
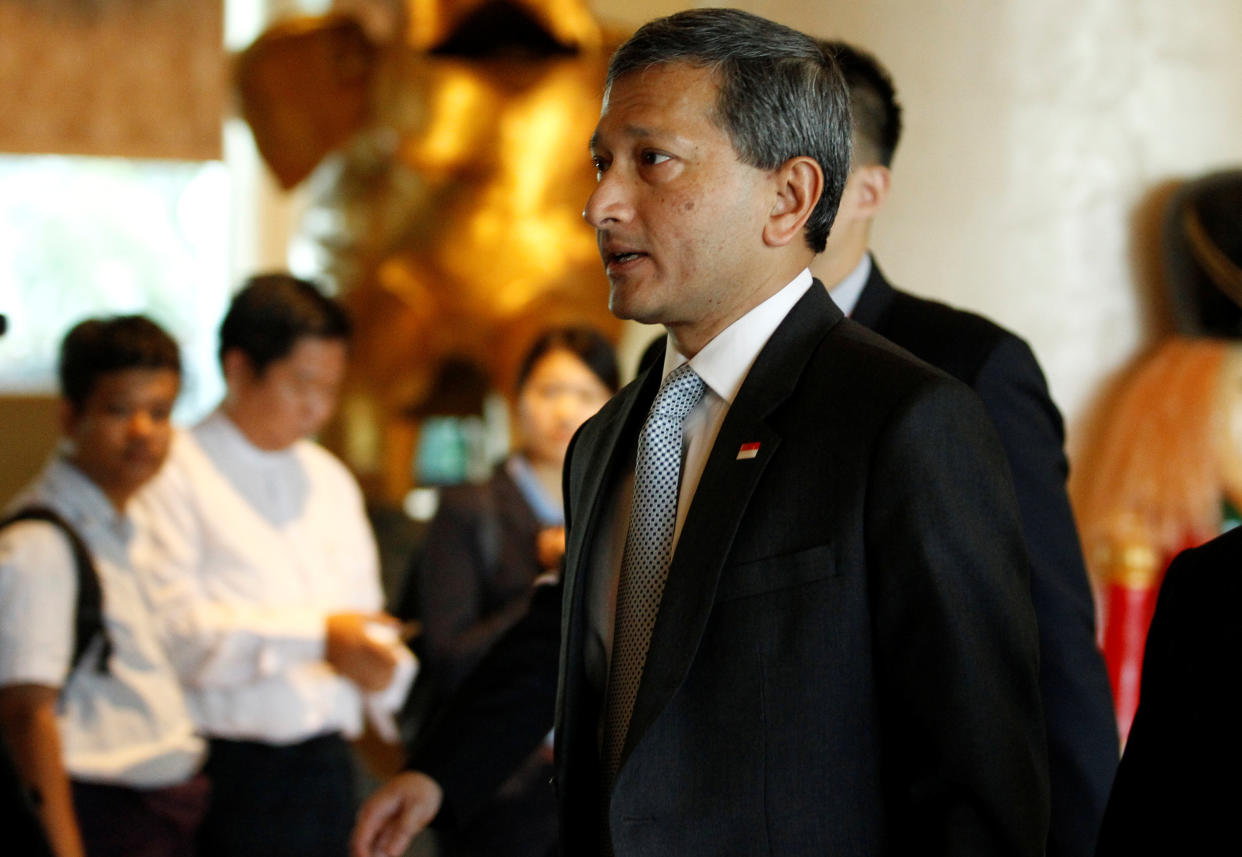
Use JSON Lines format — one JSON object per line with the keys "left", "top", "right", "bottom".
{"left": 851, "top": 260, "right": 1120, "bottom": 857}
{"left": 415, "top": 283, "right": 1049, "bottom": 856}
{"left": 411, "top": 462, "right": 558, "bottom": 857}
{"left": 1094, "top": 526, "right": 1242, "bottom": 856}
{"left": 416, "top": 463, "right": 545, "bottom": 692}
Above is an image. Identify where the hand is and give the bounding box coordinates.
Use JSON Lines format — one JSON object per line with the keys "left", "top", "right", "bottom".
{"left": 326, "top": 612, "right": 400, "bottom": 692}
{"left": 536, "top": 525, "right": 566, "bottom": 571}
{"left": 352, "top": 771, "right": 443, "bottom": 857}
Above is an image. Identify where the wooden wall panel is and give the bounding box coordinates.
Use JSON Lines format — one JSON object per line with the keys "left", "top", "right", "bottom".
{"left": 0, "top": 0, "right": 224, "bottom": 160}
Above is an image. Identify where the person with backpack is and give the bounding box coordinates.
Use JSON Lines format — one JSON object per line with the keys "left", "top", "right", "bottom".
{"left": 0, "top": 316, "right": 206, "bottom": 857}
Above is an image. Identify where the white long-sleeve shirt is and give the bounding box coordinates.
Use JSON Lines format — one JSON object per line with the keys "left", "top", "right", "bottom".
{"left": 135, "top": 410, "right": 383, "bottom": 744}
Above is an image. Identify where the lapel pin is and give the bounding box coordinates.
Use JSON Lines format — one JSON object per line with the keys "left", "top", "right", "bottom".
{"left": 736, "top": 442, "right": 760, "bottom": 460}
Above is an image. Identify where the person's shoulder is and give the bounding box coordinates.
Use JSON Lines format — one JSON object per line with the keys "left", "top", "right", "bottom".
{"left": 0, "top": 516, "right": 77, "bottom": 590}
{"left": 0, "top": 516, "right": 75, "bottom": 559}
{"left": 1167, "top": 527, "right": 1242, "bottom": 593}
{"left": 0, "top": 509, "right": 78, "bottom": 688}
{"left": 806, "top": 316, "right": 998, "bottom": 445}
{"left": 881, "top": 287, "right": 1022, "bottom": 377}
{"left": 1146, "top": 527, "right": 1242, "bottom": 661}
{"left": 822, "top": 313, "right": 960, "bottom": 392}
{"left": 2, "top": 464, "right": 81, "bottom": 563}
{"left": 295, "top": 438, "right": 365, "bottom": 493}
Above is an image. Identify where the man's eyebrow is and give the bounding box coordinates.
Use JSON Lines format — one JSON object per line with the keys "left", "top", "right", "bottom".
{"left": 590, "top": 125, "right": 661, "bottom": 153}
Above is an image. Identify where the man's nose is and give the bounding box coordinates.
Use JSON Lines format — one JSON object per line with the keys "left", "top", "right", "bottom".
{"left": 128, "top": 410, "right": 155, "bottom": 437}
{"left": 305, "top": 391, "right": 337, "bottom": 428}
{"left": 583, "top": 171, "right": 629, "bottom": 228}
{"left": 554, "top": 393, "right": 579, "bottom": 424}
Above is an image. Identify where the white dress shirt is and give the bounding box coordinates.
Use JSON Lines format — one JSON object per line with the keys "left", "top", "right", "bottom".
{"left": 824, "top": 252, "right": 871, "bottom": 317}
{"left": 135, "top": 410, "right": 384, "bottom": 744}
{"left": 585, "top": 269, "right": 816, "bottom": 693}
{"left": 0, "top": 453, "right": 205, "bottom": 787}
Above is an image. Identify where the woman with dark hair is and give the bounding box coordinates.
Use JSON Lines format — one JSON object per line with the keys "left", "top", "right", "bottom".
{"left": 410, "top": 325, "right": 616, "bottom": 857}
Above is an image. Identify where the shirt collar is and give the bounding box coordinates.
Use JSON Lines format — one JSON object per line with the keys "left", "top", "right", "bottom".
{"left": 660, "top": 268, "right": 815, "bottom": 405}
{"left": 504, "top": 454, "right": 564, "bottom": 527}
{"left": 40, "top": 447, "right": 132, "bottom": 536}
{"left": 824, "top": 252, "right": 872, "bottom": 317}
{"left": 199, "top": 407, "right": 295, "bottom": 469}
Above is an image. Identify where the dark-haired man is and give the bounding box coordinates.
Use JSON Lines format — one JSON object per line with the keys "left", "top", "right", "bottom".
{"left": 138, "top": 275, "right": 408, "bottom": 857}
{"left": 356, "top": 10, "right": 1048, "bottom": 857}
{"left": 814, "top": 41, "right": 1119, "bottom": 857}
{"left": 0, "top": 316, "right": 206, "bottom": 857}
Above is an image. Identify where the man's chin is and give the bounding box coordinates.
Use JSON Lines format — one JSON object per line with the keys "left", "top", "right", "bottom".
{"left": 119, "top": 463, "right": 162, "bottom": 495}
{"left": 608, "top": 284, "right": 661, "bottom": 325}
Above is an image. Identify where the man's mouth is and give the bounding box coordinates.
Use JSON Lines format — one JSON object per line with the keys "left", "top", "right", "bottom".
{"left": 605, "top": 250, "right": 648, "bottom": 269}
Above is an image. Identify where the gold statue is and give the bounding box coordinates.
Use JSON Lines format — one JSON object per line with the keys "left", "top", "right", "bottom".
{"left": 236, "top": 0, "right": 626, "bottom": 499}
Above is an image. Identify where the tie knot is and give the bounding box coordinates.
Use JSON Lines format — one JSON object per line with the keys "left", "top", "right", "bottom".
{"left": 650, "top": 363, "right": 705, "bottom": 423}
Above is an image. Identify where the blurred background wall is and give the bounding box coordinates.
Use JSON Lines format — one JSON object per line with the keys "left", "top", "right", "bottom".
{"left": 231, "top": 0, "right": 1242, "bottom": 454}
{"left": 3, "top": 0, "right": 1241, "bottom": 503}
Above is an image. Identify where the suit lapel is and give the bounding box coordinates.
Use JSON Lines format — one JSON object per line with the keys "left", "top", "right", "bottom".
{"left": 556, "top": 363, "right": 661, "bottom": 758}
{"left": 562, "top": 366, "right": 660, "bottom": 605}
{"left": 619, "top": 283, "right": 843, "bottom": 768}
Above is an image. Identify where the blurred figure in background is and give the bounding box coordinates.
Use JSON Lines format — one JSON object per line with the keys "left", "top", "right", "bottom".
{"left": 0, "top": 316, "right": 206, "bottom": 857}
{"left": 137, "top": 275, "right": 409, "bottom": 857}
{"left": 813, "top": 40, "right": 1118, "bottom": 857}
{"left": 1093, "top": 525, "right": 1242, "bottom": 855}
{"left": 406, "top": 326, "right": 617, "bottom": 857}
{"left": 1075, "top": 168, "right": 1242, "bottom": 744}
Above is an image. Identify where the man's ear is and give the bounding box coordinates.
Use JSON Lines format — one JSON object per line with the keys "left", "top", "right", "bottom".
{"left": 58, "top": 398, "right": 79, "bottom": 437}
{"left": 221, "top": 348, "right": 255, "bottom": 389}
{"left": 849, "top": 163, "right": 892, "bottom": 219}
{"left": 763, "top": 156, "right": 824, "bottom": 248}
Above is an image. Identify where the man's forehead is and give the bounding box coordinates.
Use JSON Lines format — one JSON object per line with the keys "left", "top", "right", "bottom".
{"left": 591, "top": 64, "right": 720, "bottom": 150}
{"left": 601, "top": 60, "right": 717, "bottom": 105}
{"left": 81, "top": 367, "right": 181, "bottom": 406}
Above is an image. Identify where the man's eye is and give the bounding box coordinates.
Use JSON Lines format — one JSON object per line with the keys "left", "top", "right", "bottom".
{"left": 641, "top": 151, "right": 671, "bottom": 166}
{"left": 591, "top": 157, "right": 609, "bottom": 177}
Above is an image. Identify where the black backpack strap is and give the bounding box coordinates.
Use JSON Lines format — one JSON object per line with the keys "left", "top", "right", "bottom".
{"left": 0, "top": 506, "right": 112, "bottom": 675}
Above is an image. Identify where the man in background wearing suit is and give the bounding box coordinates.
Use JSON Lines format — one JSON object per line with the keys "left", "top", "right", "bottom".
{"left": 355, "top": 10, "right": 1049, "bottom": 856}
{"left": 813, "top": 41, "right": 1119, "bottom": 857}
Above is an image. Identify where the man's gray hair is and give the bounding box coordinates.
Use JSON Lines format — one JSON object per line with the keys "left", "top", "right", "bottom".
{"left": 606, "top": 8, "right": 851, "bottom": 253}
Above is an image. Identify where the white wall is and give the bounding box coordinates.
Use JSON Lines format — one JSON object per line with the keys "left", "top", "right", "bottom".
{"left": 593, "top": 0, "right": 1242, "bottom": 454}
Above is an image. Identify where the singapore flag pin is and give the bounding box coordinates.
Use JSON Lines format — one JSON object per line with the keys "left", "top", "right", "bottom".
{"left": 736, "top": 442, "right": 761, "bottom": 460}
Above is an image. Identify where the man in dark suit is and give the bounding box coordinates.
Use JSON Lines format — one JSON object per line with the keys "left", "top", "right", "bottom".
{"left": 1093, "top": 524, "right": 1242, "bottom": 855}
{"left": 354, "top": 10, "right": 1049, "bottom": 856}
{"left": 812, "top": 42, "right": 1120, "bottom": 857}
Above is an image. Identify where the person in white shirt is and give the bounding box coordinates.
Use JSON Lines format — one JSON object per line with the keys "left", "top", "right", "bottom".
{"left": 137, "top": 274, "right": 403, "bottom": 857}
{"left": 0, "top": 315, "right": 206, "bottom": 857}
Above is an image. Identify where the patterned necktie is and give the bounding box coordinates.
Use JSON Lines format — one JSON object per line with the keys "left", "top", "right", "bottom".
{"left": 602, "top": 362, "right": 707, "bottom": 783}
